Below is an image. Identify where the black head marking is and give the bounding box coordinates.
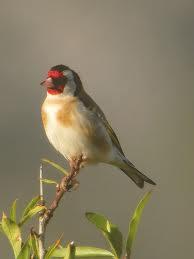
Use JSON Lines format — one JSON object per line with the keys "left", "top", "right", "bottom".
{"left": 50, "top": 64, "right": 70, "bottom": 72}
{"left": 49, "top": 64, "right": 84, "bottom": 96}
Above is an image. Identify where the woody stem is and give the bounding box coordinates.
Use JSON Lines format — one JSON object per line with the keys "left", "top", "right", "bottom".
{"left": 43, "top": 167, "right": 78, "bottom": 227}
{"left": 38, "top": 159, "right": 81, "bottom": 258}
{"left": 38, "top": 164, "right": 46, "bottom": 259}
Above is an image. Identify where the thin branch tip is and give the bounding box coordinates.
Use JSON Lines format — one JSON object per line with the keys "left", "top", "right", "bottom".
{"left": 38, "top": 158, "right": 82, "bottom": 259}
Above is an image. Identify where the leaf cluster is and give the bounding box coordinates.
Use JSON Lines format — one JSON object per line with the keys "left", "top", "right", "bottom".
{"left": 0, "top": 159, "right": 153, "bottom": 259}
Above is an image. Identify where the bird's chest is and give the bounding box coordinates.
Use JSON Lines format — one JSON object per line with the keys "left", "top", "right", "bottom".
{"left": 41, "top": 98, "right": 96, "bottom": 160}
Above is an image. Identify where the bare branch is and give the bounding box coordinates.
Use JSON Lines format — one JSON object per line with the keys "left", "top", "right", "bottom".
{"left": 38, "top": 164, "right": 46, "bottom": 259}
{"left": 43, "top": 163, "right": 80, "bottom": 227}
{"left": 37, "top": 157, "right": 81, "bottom": 258}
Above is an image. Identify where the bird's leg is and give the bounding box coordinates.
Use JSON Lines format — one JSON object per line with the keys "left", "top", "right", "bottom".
{"left": 70, "top": 155, "right": 83, "bottom": 176}
{"left": 42, "top": 156, "right": 84, "bottom": 237}
{"left": 67, "top": 155, "right": 84, "bottom": 190}
{"left": 59, "top": 155, "right": 83, "bottom": 191}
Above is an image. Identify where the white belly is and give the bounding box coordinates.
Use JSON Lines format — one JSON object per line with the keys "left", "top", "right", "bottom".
{"left": 44, "top": 101, "right": 113, "bottom": 163}
{"left": 46, "top": 121, "right": 92, "bottom": 160}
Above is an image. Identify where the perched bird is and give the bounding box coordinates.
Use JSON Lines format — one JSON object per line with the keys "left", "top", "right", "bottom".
{"left": 41, "top": 64, "right": 155, "bottom": 188}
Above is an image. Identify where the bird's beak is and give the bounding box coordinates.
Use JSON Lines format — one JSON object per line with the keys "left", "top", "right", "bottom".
{"left": 40, "top": 80, "right": 45, "bottom": 86}
{"left": 40, "top": 77, "right": 54, "bottom": 88}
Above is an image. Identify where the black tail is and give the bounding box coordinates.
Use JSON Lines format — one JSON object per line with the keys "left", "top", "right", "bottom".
{"left": 120, "top": 160, "right": 156, "bottom": 188}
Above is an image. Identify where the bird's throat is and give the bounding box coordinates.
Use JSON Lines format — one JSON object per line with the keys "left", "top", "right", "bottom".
{"left": 47, "top": 86, "right": 65, "bottom": 95}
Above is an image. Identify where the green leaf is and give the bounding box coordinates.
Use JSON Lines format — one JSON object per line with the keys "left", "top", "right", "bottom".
{"left": 42, "top": 158, "right": 68, "bottom": 176}
{"left": 45, "top": 237, "right": 62, "bottom": 259}
{"left": 52, "top": 246, "right": 114, "bottom": 258}
{"left": 64, "top": 242, "right": 75, "bottom": 259}
{"left": 29, "top": 232, "right": 39, "bottom": 257}
{"left": 85, "top": 213, "right": 123, "bottom": 259}
{"left": 126, "top": 191, "right": 152, "bottom": 258}
{"left": 21, "top": 196, "right": 40, "bottom": 219}
{"left": 17, "top": 241, "right": 30, "bottom": 259}
{"left": 10, "top": 199, "right": 18, "bottom": 223}
{"left": 19, "top": 205, "right": 45, "bottom": 226}
{"left": 41, "top": 178, "right": 58, "bottom": 185}
{"left": 1, "top": 213, "right": 22, "bottom": 258}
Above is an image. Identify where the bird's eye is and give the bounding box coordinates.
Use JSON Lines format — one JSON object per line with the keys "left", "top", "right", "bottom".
{"left": 52, "top": 76, "right": 67, "bottom": 87}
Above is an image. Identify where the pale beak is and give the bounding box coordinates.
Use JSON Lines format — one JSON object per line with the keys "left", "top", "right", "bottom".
{"left": 40, "top": 80, "right": 45, "bottom": 86}
{"left": 40, "top": 77, "right": 54, "bottom": 88}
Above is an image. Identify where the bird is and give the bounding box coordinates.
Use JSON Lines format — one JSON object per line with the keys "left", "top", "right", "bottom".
{"left": 40, "top": 64, "right": 155, "bottom": 188}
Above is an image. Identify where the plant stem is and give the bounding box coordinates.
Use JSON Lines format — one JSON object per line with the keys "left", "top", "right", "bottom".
{"left": 43, "top": 165, "right": 79, "bottom": 227}
{"left": 39, "top": 164, "right": 45, "bottom": 259}
{"left": 38, "top": 158, "right": 81, "bottom": 258}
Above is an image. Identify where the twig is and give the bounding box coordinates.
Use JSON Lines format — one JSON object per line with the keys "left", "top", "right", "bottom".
{"left": 38, "top": 158, "right": 81, "bottom": 258}
{"left": 43, "top": 164, "right": 79, "bottom": 227}
{"left": 38, "top": 164, "right": 46, "bottom": 259}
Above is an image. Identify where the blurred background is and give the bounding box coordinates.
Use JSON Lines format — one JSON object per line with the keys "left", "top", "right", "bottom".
{"left": 0, "top": 0, "right": 194, "bottom": 258}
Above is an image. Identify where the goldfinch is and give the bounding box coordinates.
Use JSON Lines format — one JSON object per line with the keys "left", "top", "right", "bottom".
{"left": 41, "top": 64, "right": 155, "bottom": 188}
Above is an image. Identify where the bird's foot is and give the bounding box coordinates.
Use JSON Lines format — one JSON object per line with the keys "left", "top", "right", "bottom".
{"left": 69, "top": 154, "right": 86, "bottom": 175}
{"left": 66, "top": 155, "right": 85, "bottom": 191}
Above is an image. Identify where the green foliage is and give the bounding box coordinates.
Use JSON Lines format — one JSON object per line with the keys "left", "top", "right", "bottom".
{"left": 52, "top": 246, "right": 114, "bottom": 258}
{"left": 19, "top": 196, "right": 45, "bottom": 226}
{"left": 1, "top": 213, "right": 22, "bottom": 258}
{"left": 29, "top": 232, "right": 39, "bottom": 257}
{"left": 42, "top": 158, "right": 69, "bottom": 176}
{"left": 85, "top": 212, "right": 122, "bottom": 259}
{"left": 84, "top": 191, "right": 152, "bottom": 258}
{"left": 19, "top": 205, "right": 45, "bottom": 227}
{"left": 0, "top": 158, "right": 153, "bottom": 259}
{"left": 45, "top": 237, "right": 63, "bottom": 259}
{"left": 41, "top": 178, "right": 58, "bottom": 185}
{"left": 0, "top": 191, "right": 152, "bottom": 258}
{"left": 63, "top": 242, "right": 76, "bottom": 259}
{"left": 21, "top": 196, "right": 40, "bottom": 219}
{"left": 0, "top": 196, "right": 45, "bottom": 258}
{"left": 10, "top": 199, "right": 18, "bottom": 222}
{"left": 17, "top": 241, "right": 30, "bottom": 259}
{"left": 126, "top": 191, "right": 152, "bottom": 258}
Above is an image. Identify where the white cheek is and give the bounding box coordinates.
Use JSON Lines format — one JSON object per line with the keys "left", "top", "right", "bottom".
{"left": 63, "top": 70, "right": 74, "bottom": 80}
{"left": 61, "top": 70, "right": 77, "bottom": 96}
{"left": 63, "top": 81, "right": 76, "bottom": 96}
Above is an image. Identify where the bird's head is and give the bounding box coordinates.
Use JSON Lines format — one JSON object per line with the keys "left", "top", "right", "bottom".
{"left": 41, "top": 64, "right": 82, "bottom": 95}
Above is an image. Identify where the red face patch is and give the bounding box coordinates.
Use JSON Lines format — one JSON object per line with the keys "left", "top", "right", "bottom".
{"left": 47, "top": 85, "right": 65, "bottom": 95}
{"left": 47, "top": 70, "right": 63, "bottom": 78}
